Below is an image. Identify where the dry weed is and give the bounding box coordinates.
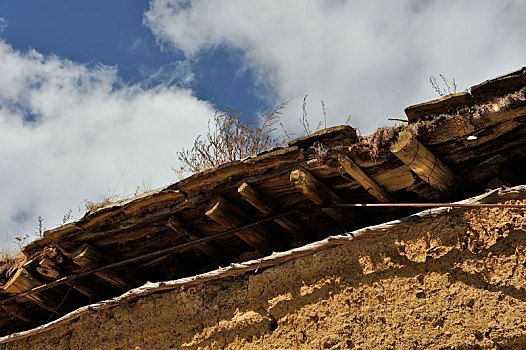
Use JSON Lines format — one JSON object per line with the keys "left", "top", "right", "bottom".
{"left": 300, "top": 95, "right": 328, "bottom": 135}
{"left": 469, "top": 88, "right": 526, "bottom": 120}
{"left": 174, "top": 102, "right": 288, "bottom": 175}
{"left": 360, "top": 88, "right": 525, "bottom": 160}
{"left": 0, "top": 250, "right": 25, "bottom": 284}
{"left": 361, "top": 126, "right": 399, "bottom": 160}
{"left": 429, "top": 74, "right": 457, "bottom": 97}
{"left": 81, "top": 195, "right": 120, "bottom": 212}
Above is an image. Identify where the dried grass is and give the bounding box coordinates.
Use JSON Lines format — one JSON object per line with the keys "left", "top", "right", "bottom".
{"left": 360, "top": 125, "right": 406, "bottom": 160}
{"left": 359, "top": 88, "right": 526, "bottom": 160}
{"left": 429, "top": 74, "right": 457, "bottom": 97}
{"left": 81, "top": 195, "right": 120, "bottom": 212}
{"left": 0, "top": 250, "right": 25, "bottom": 285}
{"left": 174, "top": 102, "right": 288, "bottom": 176}
{"left": 468, "top": 88, "right": 526, "bottom": 120}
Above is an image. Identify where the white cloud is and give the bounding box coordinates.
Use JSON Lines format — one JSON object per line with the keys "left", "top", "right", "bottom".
{"left": 145, "top": 0, "right": 526, "bottom": 134}
{"left": 0, "top": 41, "right": 214, "bottom": 249}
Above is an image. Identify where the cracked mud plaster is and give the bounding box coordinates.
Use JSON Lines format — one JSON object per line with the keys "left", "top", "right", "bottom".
{"left": 2, "top": 200, "right": 526, "bottom": 349}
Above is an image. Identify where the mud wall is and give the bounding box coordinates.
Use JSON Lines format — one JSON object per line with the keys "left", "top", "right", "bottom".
{"left": 3, "top": 201, "right": 526, "bottom": 349}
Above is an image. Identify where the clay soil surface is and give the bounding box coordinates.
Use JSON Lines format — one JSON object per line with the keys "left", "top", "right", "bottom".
{"left": 3, "top": 200, "right": 526, "bottom": 349}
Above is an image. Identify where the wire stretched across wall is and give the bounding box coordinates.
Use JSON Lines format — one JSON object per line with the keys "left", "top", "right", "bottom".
{"left": 1, "top": 200, "right": 525, "bottom": 308}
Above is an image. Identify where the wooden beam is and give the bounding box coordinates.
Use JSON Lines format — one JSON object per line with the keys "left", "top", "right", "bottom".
{"left": 1, "top": 302, "right": 36, "bottom": 324}
{"left": 390, "top": 130, "right": 463, "bottom": 194}
{"left": 2, "top": 268, "right": 77, "bottom": 315}
{"left": 205, "top": 196, "right": 275, "bottom": 255}
{"left": 72, "top": 243, "right": 142, "bottom": 291}
{"left": 338, "top": 154, "right": 393, "bottom": 202}
{"left": 238, "top": 182, "right": 313, "bottom": 242}
{"left": 290, "top": 168, "right": 353, "bottom": 228}
{"left": 167, "top": 216, "right": 223, "bottom": 262}
{"left": 36, "top": 259, "right": 59, "bottom": 279}
{"left": 238, "top": 183, "right": 273, "bottom": 215}
{"left": 37, "top": 258, "right": 104, "bottom": 301}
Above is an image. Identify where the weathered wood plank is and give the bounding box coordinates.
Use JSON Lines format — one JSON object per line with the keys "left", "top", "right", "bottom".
{"left": 470, "top": 67, "right": 526, "bottom": 100}
{"left": 338, "top": 154, "right": 393, "bottom": 202}
{"left": 205, "top": 196, "right": 275, "bottom": 255}
{"left": 288, "top": 125, "right": 358, "bottom": 148}
{"left": 418, "top": 105, "right": 526, "bottom": 146}
{"left": 238, "top": 183, "right": 313, "bottom": 242}
{"left": 2, "top": 269, "right": 77, "bottom": 315}
{"left": 390, "top": 131, "right": 464, "bottom": 195}
{"left": 36, "top": 258, "right": 104, "bottom": 301}
{"left": 72, "top": 244, "right": 141, "bottom": 291}
{"left": 405, "top": 92, "right": 473, "bottom": 122}
{"left": 0, "top": 302, "right": 35, "bottom": 324}
{"left": 290, "top": 168, "right": 355, "bottom": 228}
{"left": 167, "top": 216, "right": 223, "bottom": 262}
{"left": 238, "top": 183, "right": 273, "bottom": 215}
{"left": 178, "top": 146, "right": 305, "bottom": 196}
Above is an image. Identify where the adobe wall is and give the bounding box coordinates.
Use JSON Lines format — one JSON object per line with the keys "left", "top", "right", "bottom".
{"left": 2, "top": 200, "right": 526, "bottom": 349}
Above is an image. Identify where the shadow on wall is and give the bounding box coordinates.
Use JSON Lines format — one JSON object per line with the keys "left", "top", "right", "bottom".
{"left": 161, "top": 204, "right": 526, "bottom": 349}
{"left": 9, "top": 203, "right": 526, "bottom": 349}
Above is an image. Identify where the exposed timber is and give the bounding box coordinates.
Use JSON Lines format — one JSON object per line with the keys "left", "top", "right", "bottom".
{"left": 337, "top": 154, "right": 393, "bottom": 202}
{"left": 290, "top": 168, "right": 356, "bottom": 228}
{"left": 1, "top": 185, "right": 524, "bottom": 346}
{"left": 390, "top": 131, "right": 465, "bottom": 196}
{"left": 238, "top": 183, "right": 313, "bottom": 242}
{"left": 206, "top": 196, "right": 276, "bottom": 255}
{"left": 72, "top": 244, "right": 142, "bottom": 291}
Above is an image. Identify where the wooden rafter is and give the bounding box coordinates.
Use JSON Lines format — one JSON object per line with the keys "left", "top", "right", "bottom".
{"left": 0, "top": 302, "right": 35, "bottom": 324}
{"left": 238, "top": 182, "right": 313, "bottom": 242}
{"left": 2, "top": 268, "right": 77, "bottom": 315}
{"left": 237, "top": 183, "right": 273, "bottom": 215}
{"left": 206, "top": 196, "right": 275, "bottom": 255}
{"left": 167, "top": 216, "right": 223, "bottom": 262}
{"left": 290, "top": 168, "right": 353, "bottom": 228}
{"left": 72, "top": 244, "right": 141, "bottom": 291}
{"left": 36, "top": 258, "right": 103, "bottom": 301}
{"left": 338, "top": 154, "right": 393, "bottom": 202}
{"left": 390, "top": 131, "right": 464, "bottom": 195}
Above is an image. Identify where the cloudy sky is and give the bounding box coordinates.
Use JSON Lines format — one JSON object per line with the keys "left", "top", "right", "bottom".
{"left": 0, "top": 0, "right": 525, "bottom": 250}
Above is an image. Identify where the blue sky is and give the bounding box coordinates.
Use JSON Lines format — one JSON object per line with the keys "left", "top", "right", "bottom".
{"left": 0, "top": 0, "right": 525, "bottom": 249}
{"left": 0, "top": 0, "right": 263, "bottom": 116}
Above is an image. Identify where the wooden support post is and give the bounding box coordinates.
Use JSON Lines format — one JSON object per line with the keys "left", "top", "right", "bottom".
{"left": 72, "top": 243, "right": 142, "bottom": 291}
{"left": 37, "top": 258, "right": 104, "bottom": 301}
{"left": 238, "top": 183, "right": 313, "bottom": 242}
{"left": 290, "top": 168, "right": 353, "bottom": 228}
{"left": 1, "top": 302, "right": 36, "bottom": 324}
{"left": 338, "top": 154, "right": 393, "bottom": 202}
{"left": 206, "top": 196, "right": 274, "bottom": 255}
{"left": 2, "top": 268, "right": 77, "bottom": 315}
{"left": 167, "top": 216, "right": 223, "bottom": 262}
{"left": 390, "top": 131, "right": 463, "bottom": 194}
